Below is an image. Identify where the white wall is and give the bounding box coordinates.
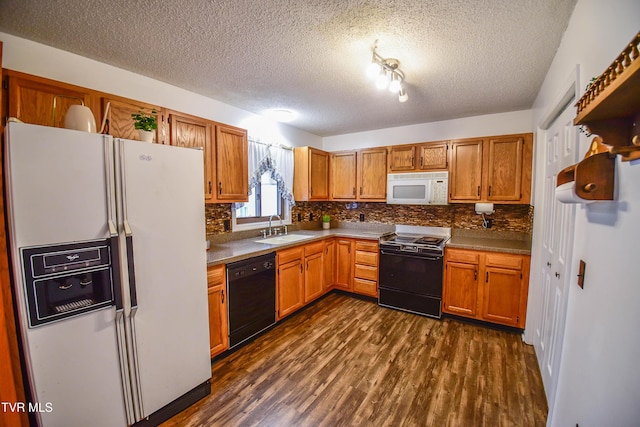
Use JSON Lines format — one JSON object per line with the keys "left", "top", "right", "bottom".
{"left": 530, "top": 0, "right": 640, "bottom": 426}
{"left": 322, "top": 110, "right": 533, "bottom": 151}
{"left": 0, "top": 32, "right": 322, "bottom": 149}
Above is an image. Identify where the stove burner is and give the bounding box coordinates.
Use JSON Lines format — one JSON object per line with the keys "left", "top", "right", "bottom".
{"left": 380, "top": 232, "right": 449, "bottom": 256}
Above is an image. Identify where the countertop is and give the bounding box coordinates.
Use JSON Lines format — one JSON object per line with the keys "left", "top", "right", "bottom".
{"left": 206, "top": 228, "right": 388, "bottom": 266}
{"left": 206, "top": 225, "right": 532, "bottom": 266}
{"left": 446, "top": 229, "right": 532, "bottom": 255}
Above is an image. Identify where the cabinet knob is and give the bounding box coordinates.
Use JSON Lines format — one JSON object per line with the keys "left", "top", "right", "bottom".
{"left": 555, "top": 272, "right": 560, "bottom": 278}
{"left": 546, "top": 262, "right": 551, "bottom": 267}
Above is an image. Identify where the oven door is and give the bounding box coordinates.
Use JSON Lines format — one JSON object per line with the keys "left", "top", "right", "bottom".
{"left": 378, "top": 249, "right": 443, "bottom": 297}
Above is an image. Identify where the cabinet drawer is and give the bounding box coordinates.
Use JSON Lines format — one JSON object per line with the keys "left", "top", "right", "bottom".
{"left": 354, "top": 264, "right": 378, "bottom": 282}
{"left": 304, "top": 241, "right": 324, "bottom": 257}
{"left": 207, "top": 265, "right": 225, "bottom": 287}
{"left": 446, "top": 249, "right": 480, "bottom": 264}
{"left": 278, "top": 246, "right": 304, "bottom": 265}
{"left": 355, "top": 240, "right": 378, "bottom": 252}
{"left": 353, "top": 278, "right": 377, "bottom": 296}
{"left": 355, "top": 250, "right": 378, "bottom": 266}
{"left": 485, "top": 253, "right": 524, "bottom": 270}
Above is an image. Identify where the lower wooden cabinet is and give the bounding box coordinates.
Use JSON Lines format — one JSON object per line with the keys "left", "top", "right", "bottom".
{"left": 207, "top": 265, "right": 229, "bottom": 358}
{"left": 335, "top": 239, "right": 353, "bottom": 291}
{"left": 277, "top": 246, "right": 305, "bottom": 320}
{"left": 443, "top": 248, "right": 530, "bottom": 328}
{"left": 353, "top": 240, "right": 379, "bottom": 298}
{"left": 304, "top": 241, "right": 325, "bottom": 303}
{"left": 323, "top": 239, "right": 336, "bottom": 291}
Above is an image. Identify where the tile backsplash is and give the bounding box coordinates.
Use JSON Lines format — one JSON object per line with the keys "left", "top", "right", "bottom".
{"left": 206, "top": 202, "right": 534, "bottom": 235}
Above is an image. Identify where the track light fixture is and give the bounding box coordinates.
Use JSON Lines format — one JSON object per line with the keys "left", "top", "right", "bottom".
{"left": 366, "top": 42, "right": 408, "bottom": 103}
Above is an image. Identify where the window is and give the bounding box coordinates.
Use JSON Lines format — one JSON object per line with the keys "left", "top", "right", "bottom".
{"left": 236, "top": 172, "right": 284, "bottom": 224}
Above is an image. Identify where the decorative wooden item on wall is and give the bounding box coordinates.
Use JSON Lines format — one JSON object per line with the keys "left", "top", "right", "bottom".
{"left": 574, "top": 31, "right": 640, "bottom": 161}
{"left": 557, "top": 137, "right": 615, "bottom": 201}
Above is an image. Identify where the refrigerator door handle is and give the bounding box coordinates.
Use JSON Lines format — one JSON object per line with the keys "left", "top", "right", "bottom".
{"left": 109, "top": 223, "right": 124, "bottom": 311}
{"left": 105, "top": 139, "right": 125, "bottom": 312}
{"left": 124, "top": 221, "right": 138, "bottom": 310}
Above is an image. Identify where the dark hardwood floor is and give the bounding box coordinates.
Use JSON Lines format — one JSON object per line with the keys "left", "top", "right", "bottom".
{"left": 162, "top": 293, "right": 547, "bottom": 426}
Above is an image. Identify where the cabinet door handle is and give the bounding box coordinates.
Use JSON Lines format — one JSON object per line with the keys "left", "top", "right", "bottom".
{"left": 353, "top": 187, "right": 356, "bottom": 196}
{"left": 474, "top": 270, "right": 477, "bottom": 281}
{"left": 411, "top": 156, "right": 414, "bottom": 167}
{"left": 420, "top": 156, "right": 423, "bottom": 167}
{"left": 310, "top": 187, "right": 313, "bottom": 196}
{"left": 221, "top": 289, "right": 224, "bottom": 304}
{"left": 300, "top": 264, "right": 303, "bottom": 274}
{"left": 218, "top": 182, "right": 222, "bottom": 194}
{"left": 477, "top": 186, "right": 481, "bottom": 196}
{"left": 360, "top": 186, "right": 363, "bottom": 195}
{"left": 486, "top": 272, "right": 489, "bottom": 282}
{"left": 208, "top": 181, "right": 212, "bottom": 194}
{"left": 488, "top": 185, "right": 492, "bottom": 196}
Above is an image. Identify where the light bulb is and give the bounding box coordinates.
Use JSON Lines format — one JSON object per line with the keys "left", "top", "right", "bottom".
{"left": 389, "top": 73, "right": 401, "bottom": 93}
{"left": 375, "top": 70, "right": 390, "bottom": 90}
{"left": 398, "top": 87, "right": 408, "bottom": 103}
{"left": 366, "top": 61, "right": 381, "bottom": 79}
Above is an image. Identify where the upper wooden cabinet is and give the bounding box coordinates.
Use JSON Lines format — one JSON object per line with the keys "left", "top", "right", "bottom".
{"left": 388, "top": 141, "right": 449, "bottom": 172}
{"left": 293, "top": 147, "right": 330, "bottom": 201}
{"left": 3, "top": 70, "right": 98, "bottom": 129}
{"left": 169, "top": 113, "right": 248, "bottom": 203}
{"left": 168, "top": 111, "right": 215, "bottom": 201}
{"left": 449, "top": 139, "right": 484, "bottom": 202}
{"left": 449, "top": 133, "right": 533, "bottom": 204}
{"left": 331, "top": 151, "right": 358, "bottom": 200}
{"left": 358, "top": 148, "right": 387, "bottom": 200}
{"left": 330, "top": 149, "right": 387, "bottom": 201}
{"left": 388, "top": 145, "right": 416, "bottom": 171}
{"left": 417, "top": 141, "right": 448, "bottom": 170}
{"left": 215, "top": 124, "right": 248, "bottom": 202}
{"left": 101, "top": 96, "right": 166, "bottom": 144}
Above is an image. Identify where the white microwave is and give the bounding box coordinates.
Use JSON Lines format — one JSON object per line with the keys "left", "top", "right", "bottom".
{"left": 386, "top": 171, "right": 449, "bottom": 205}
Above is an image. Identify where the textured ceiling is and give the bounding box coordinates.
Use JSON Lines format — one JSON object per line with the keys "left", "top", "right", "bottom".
{"left": 0, "top": 0, "right": 576, "bottom": 137}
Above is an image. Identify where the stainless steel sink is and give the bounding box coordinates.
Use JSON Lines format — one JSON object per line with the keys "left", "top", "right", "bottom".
{"left": 254, "top": 234, "right": 314, "bottom": 245}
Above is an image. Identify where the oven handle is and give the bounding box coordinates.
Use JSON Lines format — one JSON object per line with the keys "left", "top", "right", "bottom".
{"left": 380, "top": 250, "right": 443, "bottom": 261}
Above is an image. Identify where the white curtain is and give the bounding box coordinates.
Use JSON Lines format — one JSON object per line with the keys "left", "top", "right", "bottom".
{"left": 237, "top": 136, "right": 294, "bottom": 208}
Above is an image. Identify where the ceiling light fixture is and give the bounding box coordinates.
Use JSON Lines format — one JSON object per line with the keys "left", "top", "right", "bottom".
{"left": 264, "top": 108, "right": 297, "bottom": 123}
{"left": 366, "top": 42, "right": 408, "bottom": 103}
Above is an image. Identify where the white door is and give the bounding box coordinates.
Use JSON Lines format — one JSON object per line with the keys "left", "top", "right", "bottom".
{"left": 533, "top": 105, "right": 578, "bottom": 411}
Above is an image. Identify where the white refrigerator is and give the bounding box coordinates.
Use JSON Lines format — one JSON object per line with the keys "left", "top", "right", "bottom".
{"left": 4, "top": 122, "right": 211, "bottom": 426}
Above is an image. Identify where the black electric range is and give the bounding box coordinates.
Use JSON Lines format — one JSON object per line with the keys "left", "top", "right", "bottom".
{"left": 378, "top": 227, "right": 450, "bottom": 318}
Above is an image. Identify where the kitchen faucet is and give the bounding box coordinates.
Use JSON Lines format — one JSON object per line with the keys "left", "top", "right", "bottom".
{"left": 268, "top": 214, "right": 284, "bottom": 236}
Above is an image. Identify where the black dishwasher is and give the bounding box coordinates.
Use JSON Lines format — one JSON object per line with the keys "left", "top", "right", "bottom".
{"left": 226, "top": 252, "right": 276, "bottom": 349}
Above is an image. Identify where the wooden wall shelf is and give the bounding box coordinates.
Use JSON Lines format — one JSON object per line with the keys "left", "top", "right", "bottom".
{"left": 574, "top": 32, "right": 640, "bottom": 161}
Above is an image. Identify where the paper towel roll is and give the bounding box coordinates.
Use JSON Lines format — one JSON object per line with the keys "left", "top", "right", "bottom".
{"left": 555, "top": 181, "right": 594, "bottom": 204}
{"left": 475, "top": 203, "right": 494, "bottom": 214}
